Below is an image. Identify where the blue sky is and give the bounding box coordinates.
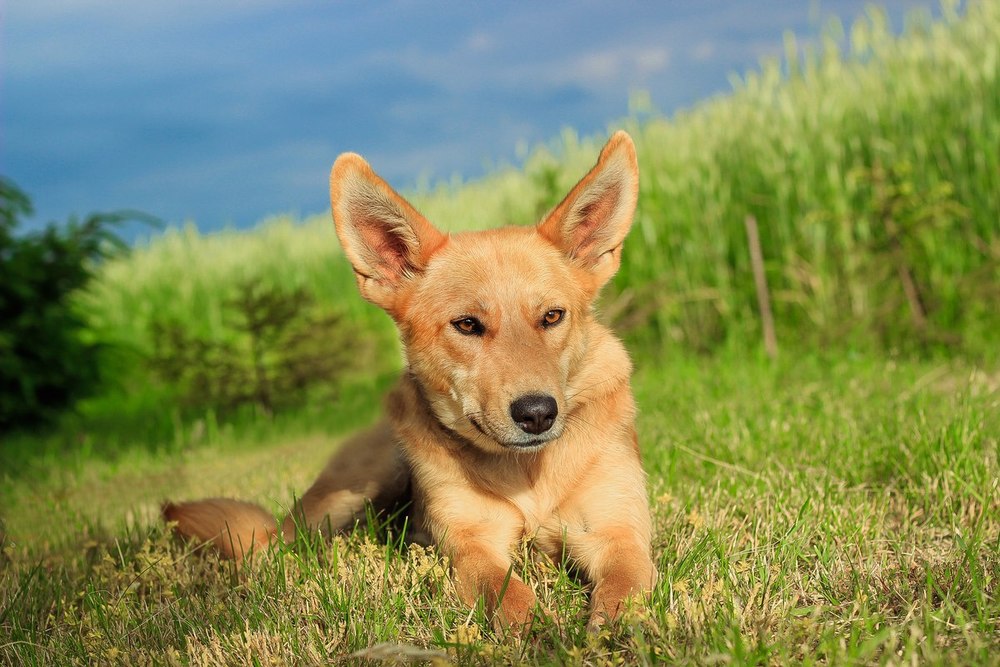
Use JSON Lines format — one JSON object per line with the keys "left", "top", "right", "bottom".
{"left": 3, "top": 1, "right": 934, "bottom": 235}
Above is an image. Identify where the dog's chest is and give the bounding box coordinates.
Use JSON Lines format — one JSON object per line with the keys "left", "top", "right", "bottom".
{"left": 508, "top": 486, "right": 550, "bottom": 533}
{"left": 504, "top": 464, "right": 576, "bottom": 537}
{"left": 508, "top": 484, "right": 589, "bottom": 561}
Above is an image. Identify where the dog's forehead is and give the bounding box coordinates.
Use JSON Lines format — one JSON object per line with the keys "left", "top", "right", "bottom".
{"left": 416, "top": 227, "right": 576, "bottom": 308}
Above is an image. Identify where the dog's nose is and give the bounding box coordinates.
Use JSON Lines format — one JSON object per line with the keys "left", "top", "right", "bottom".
{"left": 510, "top": 394, "right": 558, "bottom": 435}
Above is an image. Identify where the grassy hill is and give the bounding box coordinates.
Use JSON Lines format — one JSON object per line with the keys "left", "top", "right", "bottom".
{"left": 78, "top": 1, "right": 999, "bottom": 371}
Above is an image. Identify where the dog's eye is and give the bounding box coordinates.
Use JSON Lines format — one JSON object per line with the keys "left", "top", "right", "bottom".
{"left": 541, "top": 309, "right": 565, "bottom": 328}
{"left": 452, "top": 317, "right": 485, "bottom": 336}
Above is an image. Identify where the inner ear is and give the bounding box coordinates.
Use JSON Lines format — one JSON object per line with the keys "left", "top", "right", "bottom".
{"left": 350, "top": 201, "right": 420, "bottom": 281}
{"left": 566, "top": 181, "right": 623, "bottom": 260}
{"left": 330, "top": 152, "right": 447, "bottom": 311}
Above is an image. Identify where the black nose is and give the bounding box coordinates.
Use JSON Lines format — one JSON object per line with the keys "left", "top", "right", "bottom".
{"left": 510, "top": 394, "right": 558, "bottom": 435}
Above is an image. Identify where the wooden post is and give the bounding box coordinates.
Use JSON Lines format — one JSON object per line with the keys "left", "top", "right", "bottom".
{"left": 744, "top": 215, "right": 778, "bottom": 358}
{"left": 883, "top": 215, "right": 928, "bottom": 331}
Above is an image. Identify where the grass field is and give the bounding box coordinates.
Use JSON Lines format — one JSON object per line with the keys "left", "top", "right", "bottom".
{"left": 2, "top": 354, "right": 998, "bottom": 664}
{"left": 3, "top": 2, "right": 1000, "bottom": 665}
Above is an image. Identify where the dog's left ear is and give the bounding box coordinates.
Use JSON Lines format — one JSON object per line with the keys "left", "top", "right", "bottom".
{"left": 537, "top": 130, "right": 639, "bottom": 291}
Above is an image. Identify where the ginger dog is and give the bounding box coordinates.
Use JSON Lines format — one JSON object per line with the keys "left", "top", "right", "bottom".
{"left": 164, "top": 130, "right": 656, "bottom": 630}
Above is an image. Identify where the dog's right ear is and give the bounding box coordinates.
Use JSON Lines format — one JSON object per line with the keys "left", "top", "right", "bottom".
{"left": 536, "top": 131, "right": 639, "bottom": 294}
{"left": 329, "top": 153, "right": 447, "bottom": 312}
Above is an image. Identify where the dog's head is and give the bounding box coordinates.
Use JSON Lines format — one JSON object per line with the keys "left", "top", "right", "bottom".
{"left": 329, "top": 132, "right": 638, "bottom": 454}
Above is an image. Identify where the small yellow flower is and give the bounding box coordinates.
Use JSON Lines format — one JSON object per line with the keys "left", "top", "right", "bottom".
{"left": 450, "top": 624, "right": 481, "bottom": 645}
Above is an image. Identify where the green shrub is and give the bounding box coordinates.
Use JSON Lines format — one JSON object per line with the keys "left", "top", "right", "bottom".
{"left": 148, "top": 278, "right": 360, "bottom": 415}
{"left": 0, "top": 179, "right": 154, "bottom": 431}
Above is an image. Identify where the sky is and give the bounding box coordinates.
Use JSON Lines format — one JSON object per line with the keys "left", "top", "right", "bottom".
{"left": 3, "top": 0, "right": 936, "bottom": 236}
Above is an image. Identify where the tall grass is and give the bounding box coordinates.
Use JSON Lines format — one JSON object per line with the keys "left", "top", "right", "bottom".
{"left": 617, "top": 0, "right": 1000, "bottom": 354}
{"left": 76, "top": 1, "right": 999, "bottom": 398}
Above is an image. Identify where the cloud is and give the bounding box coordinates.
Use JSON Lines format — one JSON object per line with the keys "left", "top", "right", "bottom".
{"left": 464, "top": 31, "right": 496, "bottom": 53}
{"left": 570, "top": 46, "right": 671, "bottom": 84}
{"left": 691, "top": 40, "right": 716, "bottom": 62}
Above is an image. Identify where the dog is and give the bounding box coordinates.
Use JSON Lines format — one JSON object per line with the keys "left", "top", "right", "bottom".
{"left": 164, "top": 130, "right": 655, "bottom": 630}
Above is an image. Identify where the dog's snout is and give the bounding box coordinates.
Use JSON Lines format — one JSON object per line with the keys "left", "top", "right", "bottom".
{"left": 510, "top": 394, "right": 558, "bottom": 435}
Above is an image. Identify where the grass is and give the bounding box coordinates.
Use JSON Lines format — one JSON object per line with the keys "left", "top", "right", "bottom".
{"left": 2, "top": 353, "right": 997, "bottom": 665}
{"left": 2, "top": 2, "right": 999, "bottom": 664}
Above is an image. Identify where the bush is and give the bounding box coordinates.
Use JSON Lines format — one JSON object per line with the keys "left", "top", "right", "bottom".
{"left": 148, "top": 277, "right": 358, "bottom": 416}
{"left": 0, "top": 178, "right": 153, "bottom": 431}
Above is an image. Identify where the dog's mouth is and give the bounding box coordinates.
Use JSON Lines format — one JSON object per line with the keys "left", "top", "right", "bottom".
{"left": 506, "top": 439, "right": 548, "bottom": 451}
{"left": 468, "top": 415, "right": 556, "bottom": 452}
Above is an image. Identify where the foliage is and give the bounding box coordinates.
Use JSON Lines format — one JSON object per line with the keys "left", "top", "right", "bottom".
{"left": 0, "top": 178, "right": 155, "bottom": 431}
{"left": 857, "top": 159, "right": 970, "bottom": 348}
{"left": 149, "top": 278, "right": 357, "bottom": 415}
{"left": 1, "top": 354, "right": 996, "bottom": 664}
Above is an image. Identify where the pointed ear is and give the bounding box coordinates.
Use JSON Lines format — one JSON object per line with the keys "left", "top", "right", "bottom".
{"left": 537, "top": 130, "right": 639, "bottom": 290}
{"left": 329, "top": 153, "right": 447, "bottom": 312}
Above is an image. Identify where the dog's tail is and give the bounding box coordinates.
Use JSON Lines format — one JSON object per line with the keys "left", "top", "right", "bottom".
{"left": 162, "top": 498, "right": 280, "bottom": 561}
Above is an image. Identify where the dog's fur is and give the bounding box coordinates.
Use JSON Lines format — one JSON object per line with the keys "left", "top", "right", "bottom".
{"left": 164, "top": 131, "right": 655, "bottom": 630}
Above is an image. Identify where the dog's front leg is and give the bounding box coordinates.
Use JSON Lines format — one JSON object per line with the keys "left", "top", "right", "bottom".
{"left": 562, "top": 459, "right": 656, "bottom": 630}
{"left": 427, "top": 501, "right": 538, "bottom": 630}
{"left": 449, "top": 539, "right": 537, "bottom": 629}
{"left": 580, "top": 532, "right": 656, "bottom": 630}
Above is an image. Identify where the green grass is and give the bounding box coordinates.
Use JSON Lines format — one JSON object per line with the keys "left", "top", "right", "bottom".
{"left": 3, "top": 2, "right": 999, "bottom": 664}
{"left": 2, "top": 353, "right": 997, "bottom": 665}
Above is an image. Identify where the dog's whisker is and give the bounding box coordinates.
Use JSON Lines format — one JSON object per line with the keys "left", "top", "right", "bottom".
{"left": 566, "top": 376, "right": 622, "bottom": 402}
{"left": 564, "top": 414, "right": 602, "bottom": 434}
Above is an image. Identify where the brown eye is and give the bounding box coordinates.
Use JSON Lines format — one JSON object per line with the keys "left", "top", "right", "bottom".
{"left": 452, "top": 317, "right": 485, "bottom": 336}
{"left": 541, "top": 309, "right": 565, "bottom": 328}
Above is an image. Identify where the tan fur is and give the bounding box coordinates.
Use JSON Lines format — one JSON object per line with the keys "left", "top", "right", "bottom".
{"left": 164, "top": 131, "right": 655, "bottom": 630}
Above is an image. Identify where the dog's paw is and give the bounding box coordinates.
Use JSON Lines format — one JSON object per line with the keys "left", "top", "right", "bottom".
{"left": 494, "top": 582, "right": 555, "bottom": 636}
{"left": 586, "top": 610, "right": 611, "bottom": 634}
